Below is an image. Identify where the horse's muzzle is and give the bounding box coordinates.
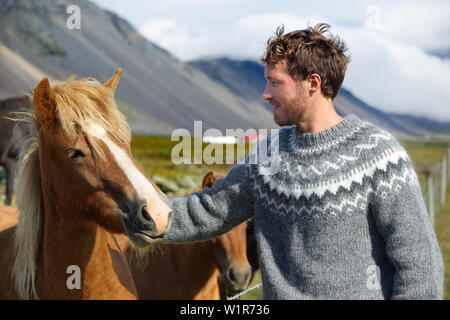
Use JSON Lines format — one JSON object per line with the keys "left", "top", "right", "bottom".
{"left": 121, "top": 198, "right": 173, "bottom": 247}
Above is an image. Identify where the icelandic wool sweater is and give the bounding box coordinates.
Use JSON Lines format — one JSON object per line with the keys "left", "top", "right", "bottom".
{"left": 165, "top": 115, "right": 444, "bottom": 300}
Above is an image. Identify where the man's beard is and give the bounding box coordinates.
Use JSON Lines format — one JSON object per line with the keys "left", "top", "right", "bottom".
{"left": 273, "top": 95, "right": 304, "bottom": 127}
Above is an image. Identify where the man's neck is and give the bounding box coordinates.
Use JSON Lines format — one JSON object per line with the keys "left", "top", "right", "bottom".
{"left": 296, "top": 99, "right": 343, "bottom": 133}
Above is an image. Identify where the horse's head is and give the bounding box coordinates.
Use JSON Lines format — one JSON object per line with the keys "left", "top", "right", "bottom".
{"left": 202, "top": 172, "right": 252, "bottom": 292}
{"left": 31, "top": 70, "right": 172, "bottom": 247}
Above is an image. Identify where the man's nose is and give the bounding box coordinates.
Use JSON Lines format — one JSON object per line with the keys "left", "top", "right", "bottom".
{"left": 262, "top": 84, "right": 272, "bottom": 101}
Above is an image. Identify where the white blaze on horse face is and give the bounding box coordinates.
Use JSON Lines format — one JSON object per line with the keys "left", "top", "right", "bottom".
{"left": 86, "top": 123, "right": 170, "bottom": 233}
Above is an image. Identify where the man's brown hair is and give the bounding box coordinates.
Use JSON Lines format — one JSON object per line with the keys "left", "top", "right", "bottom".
{"left": 261, "top": 23, "right": 350, "bottom": 99}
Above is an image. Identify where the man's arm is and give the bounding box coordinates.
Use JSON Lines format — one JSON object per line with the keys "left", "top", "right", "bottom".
{"left": 164, "top": 163, "right": 255, "bottom": 243}
{"left": 371, "top": 149, "right": 444, "bottom": 299}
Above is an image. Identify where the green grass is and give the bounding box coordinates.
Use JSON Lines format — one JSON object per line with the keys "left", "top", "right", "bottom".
{"left": 435, "top": 183, "right": 450, "bottom": 299}
{"left": 239, "top": 271, "right": 262, "bottom": 300}
{"left": 402, "top": 140, "right": 449, "bottom": 165}
{"left": 131, "top": 135, "right": 247, "bottom": 195}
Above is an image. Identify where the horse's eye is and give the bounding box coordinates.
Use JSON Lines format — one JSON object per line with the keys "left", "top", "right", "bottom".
{"left": 66, "top": 149, "right": 85, "bottom": 160}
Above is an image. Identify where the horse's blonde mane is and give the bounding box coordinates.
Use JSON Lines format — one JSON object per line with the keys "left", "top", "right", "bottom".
{"left": 12, "top": 76, "right": 131, "bottom": 299}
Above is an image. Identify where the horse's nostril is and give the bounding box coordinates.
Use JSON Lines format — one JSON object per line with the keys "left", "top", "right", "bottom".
{"left": 141, "top": 206, "right": 152, "bottom": 221}
{"left": 228, "top": 268, "right": 236, "bottom": 283}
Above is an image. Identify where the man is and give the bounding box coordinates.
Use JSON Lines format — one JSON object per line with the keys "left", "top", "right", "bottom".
{"left": 164, "top": 23, "right": 444, "bottom": 299}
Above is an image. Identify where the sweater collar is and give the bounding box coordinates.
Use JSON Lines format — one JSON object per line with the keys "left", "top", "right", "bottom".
{"left": 293, "top": 114, "right": 362, "bottom": 147}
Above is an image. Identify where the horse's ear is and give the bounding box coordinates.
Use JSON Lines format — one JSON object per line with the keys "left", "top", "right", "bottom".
{"left": 103, "top": 68, "right": 122, "bottom": 91}
{"left": 202, "top": 171, "right": 216, "bottom": 189}
{"left": 33, "top": 77, "right": 57, "bottom": 125}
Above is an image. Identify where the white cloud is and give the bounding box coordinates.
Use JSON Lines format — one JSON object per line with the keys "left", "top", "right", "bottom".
{"left": 377, "top": 2, "right": 450, "bottom": 52}
{"left": 138, "top": 14, "right": 329, "bottom": 61}
{"left": 340, "top": 26, "right": 450, "bottom": 120}
{"left": 139, "top": 19, "right": 192, "bottom": 49}
{"left": 136, "top": 4, "right": 450, "bottom": 120}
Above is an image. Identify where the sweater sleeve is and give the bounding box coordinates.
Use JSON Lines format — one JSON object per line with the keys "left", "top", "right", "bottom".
{"left": 370, "top": 146, "right": 444, "bottom": 299}
{"left": 164, "top": 163, "right": 255, "bottom": 243}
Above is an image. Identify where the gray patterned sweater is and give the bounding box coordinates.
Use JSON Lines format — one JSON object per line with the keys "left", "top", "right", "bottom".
{"left": 165, "top": 115, "right": 444, "bottom": 299}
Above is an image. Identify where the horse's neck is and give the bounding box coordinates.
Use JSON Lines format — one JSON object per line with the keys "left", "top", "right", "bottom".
{"left": 191, "top": 241, "right": 221, "bottom": 299}
{"left": 36, "top": 207, "right": 137, "bottom": 299}
{"left": 179, "top": 241, "right": 217, "bottom": 272}
{"left": 193, "top": 268, "right": 221, "bottom": 300}
{"left": 177, "top": 241, "right": 221, "bottom": 299}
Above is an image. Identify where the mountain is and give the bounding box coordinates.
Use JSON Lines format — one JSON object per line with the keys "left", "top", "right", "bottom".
{"left": 1, "top": 0, "right": 448, "bottom": 138}
{"left": 189, "top": 58, "right": 269, "bottom": 110}
{"left": 189, "top": 57, "right": 450, "bottom": 138}
{"left": 0, "top": 0, "right": 274, "bottom": 134}
{"left": 428, "top": 48, "right": 450, "bottom": 60}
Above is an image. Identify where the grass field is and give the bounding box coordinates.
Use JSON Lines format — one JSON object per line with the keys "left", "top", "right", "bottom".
{"left": 434, "top": 184, "right": 450, "bottom": 299}
{"left": 131, "top": 135, "right": 248, "bottom": 197}
{"left": 402, "top": 140, "right": 449, "bottom": 165}
{"left": 405, "top": 141, "right": 450, "bottom": 299}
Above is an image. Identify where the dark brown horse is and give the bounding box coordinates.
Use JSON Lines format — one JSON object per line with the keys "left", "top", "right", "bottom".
{"left": 122, "top": 171, "right": 253, "bottom": 299}
{"left": 0, "top": 70, "right": 172, "bottom": 299}
{"left": 0, "top": 96, "right": 31, "bottom": 205}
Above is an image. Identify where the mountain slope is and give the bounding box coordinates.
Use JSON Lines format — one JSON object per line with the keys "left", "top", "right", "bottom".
{"left": 1, "top": 0, "right": 448, "bottom": 137}
{"left": 0, "top": 0, "right": 274, "bottom": 134}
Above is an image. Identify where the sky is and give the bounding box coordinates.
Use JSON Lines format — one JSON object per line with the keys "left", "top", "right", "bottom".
{"left": 92, "top": 0, "right": 450, "bottom": 121}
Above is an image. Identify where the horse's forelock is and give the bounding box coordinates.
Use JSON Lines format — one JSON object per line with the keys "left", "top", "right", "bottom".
{"left": 51, "top": 78, "right": 131, "bottom": 150}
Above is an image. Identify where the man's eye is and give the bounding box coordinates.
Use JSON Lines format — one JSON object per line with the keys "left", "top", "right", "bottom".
{"left": 66, "top": 149, "right": 85, "bottom": 160}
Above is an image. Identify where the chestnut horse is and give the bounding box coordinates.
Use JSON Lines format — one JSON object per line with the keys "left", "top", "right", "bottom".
{"left": 123, "top": 171, "right": 252, "bottom": 300}
{"left": 0, "top": 70, "right": 172, "bottom": 299}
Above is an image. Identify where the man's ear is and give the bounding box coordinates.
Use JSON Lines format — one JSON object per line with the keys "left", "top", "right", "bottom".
{"left": 308, "top": 73, "right": 322, "bottom": 93}
{"left": 103, "top": 68, "right": 122, "bottom": 92}
{"left": 33, "top": 77, "right": 57, "bottom": 125}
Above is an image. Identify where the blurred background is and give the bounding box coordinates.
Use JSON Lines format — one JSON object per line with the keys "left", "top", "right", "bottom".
{"left": 0, "top": 0, "right": 449, "bottom": 299}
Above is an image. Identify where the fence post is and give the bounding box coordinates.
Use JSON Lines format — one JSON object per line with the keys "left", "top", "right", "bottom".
{"left": 447, "top": 144, "right": 450, "bottom": 180}
{"left": 427, "top": 172, "right": 435, "bottom": 228}
{"left": 442, "top": 156, "right": 447, "bottom": 206}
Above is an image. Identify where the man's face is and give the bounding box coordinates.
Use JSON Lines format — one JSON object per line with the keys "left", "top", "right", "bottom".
{"left": 262, "top": 61, "right": 309, "bottom": 126}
